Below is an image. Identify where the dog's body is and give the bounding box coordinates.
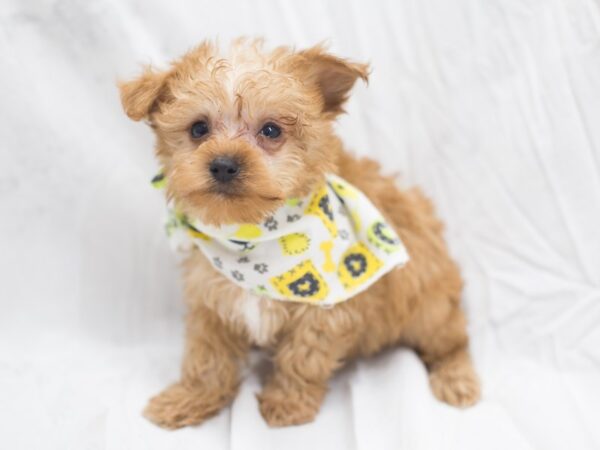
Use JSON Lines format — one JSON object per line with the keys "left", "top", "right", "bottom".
{"left": 120, "top": 39, "right": 480, "bottom": 428}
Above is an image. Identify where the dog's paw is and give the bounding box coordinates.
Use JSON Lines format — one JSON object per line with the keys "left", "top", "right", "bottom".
{"left": 429, "top": 360, "right": 481, "bottom": 408}
{"left": 143, "top": 382, "right": 227, "bottom": 429}
{"left": 257, "top": 386, "right": 322, "bottom": 427}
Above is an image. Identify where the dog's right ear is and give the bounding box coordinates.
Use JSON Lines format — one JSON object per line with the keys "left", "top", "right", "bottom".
{"left": 297, "top": 45, "right": 370, "bottom": 116}
{"left": 118, "top": 67, "right": 169, "bottom": 121}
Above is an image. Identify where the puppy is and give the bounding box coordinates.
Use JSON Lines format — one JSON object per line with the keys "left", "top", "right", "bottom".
{"left": 119, "top": 39, "right": 480, "bottom": 428}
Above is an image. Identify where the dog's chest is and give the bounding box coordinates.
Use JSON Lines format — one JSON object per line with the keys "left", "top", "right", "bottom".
{"left": 229, "top": 293, "right": 285, "bottom": 346}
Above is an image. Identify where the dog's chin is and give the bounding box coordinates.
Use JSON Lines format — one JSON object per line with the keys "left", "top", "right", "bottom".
{"left": 179, "top": 188, "right": 284, "bottom": 227}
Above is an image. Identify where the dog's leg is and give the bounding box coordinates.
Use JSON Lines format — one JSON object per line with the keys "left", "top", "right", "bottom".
{"left": 144, "top": 305, "right": 248, "bottom": 429}
{"left": 403, "top": 296, "right": 480, "bottom": 407}
{"left": 257, "top": 306, "right": 358, "bottom": 427}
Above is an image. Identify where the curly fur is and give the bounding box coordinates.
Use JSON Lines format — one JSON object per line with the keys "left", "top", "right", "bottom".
{"left": 119, "top": 38, "right": 480, "bottom": 428}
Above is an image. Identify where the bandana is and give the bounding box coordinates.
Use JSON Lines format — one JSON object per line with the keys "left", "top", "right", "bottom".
{"left": 154, "top": 173, "right": 409, "bottom": 306}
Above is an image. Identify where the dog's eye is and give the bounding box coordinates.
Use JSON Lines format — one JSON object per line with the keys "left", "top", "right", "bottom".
{"left": 259, "top": 123, "right": 282, "bottom": 139}
{"left": 190, "top": 121, "right": 209, "bottom": 139}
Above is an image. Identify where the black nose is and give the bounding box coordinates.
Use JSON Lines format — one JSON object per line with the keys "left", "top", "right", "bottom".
{"left": 209, "top": 157, "right": 240, "bottom": 183}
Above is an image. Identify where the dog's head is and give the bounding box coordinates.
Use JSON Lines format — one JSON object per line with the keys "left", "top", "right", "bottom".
{"left": 119, "top": 39, "right": 368, "bottom": 225}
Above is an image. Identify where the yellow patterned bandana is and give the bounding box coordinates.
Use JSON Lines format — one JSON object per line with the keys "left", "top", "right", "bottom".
{"left": 156, "top": 173, "right": 409, "bottom": 306}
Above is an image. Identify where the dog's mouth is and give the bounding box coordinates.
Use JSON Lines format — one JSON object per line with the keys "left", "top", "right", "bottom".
{"left": 182, "top": 192, "right": 283, "bottom": 226}
{"left": 260, "top": 195, "right": 285, "bottom": 202}
{"left": 202, "top": 177, "right": 283, "bottom": 202}
{"left": 208, "top": 183, "right": 242, "bottom": 197}
{"left": 205, "top": 186, "right": 282, "bottom": 203}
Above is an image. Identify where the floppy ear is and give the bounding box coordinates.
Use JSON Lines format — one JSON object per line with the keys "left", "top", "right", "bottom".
{"left": 118, "top": 67, "right": 169, "bottom": 121}
{"left": 299, "top": 45, "right": 370, "bottom": 115}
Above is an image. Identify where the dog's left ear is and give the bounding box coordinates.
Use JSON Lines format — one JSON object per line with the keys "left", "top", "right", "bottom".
{"left": 298, "top": 46, "right": 370, "bottom": 115}
{"left": 118, "top": 66, "right": 170, "bottom": 121}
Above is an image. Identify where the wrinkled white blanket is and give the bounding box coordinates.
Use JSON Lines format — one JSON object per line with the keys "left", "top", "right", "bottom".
{"left": 1, "top": 0, "right": 599, "bottom": 449}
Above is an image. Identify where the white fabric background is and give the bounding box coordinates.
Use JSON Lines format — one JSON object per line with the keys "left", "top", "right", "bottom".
{"left": 1, "top": 0, "right": 599, "bottom": 449}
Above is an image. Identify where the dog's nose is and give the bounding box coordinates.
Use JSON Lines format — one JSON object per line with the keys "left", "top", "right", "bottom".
{"left": 209, "top": 157, "right": 240, "bottom": 183}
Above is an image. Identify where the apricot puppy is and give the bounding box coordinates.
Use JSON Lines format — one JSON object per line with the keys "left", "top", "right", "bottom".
{"left": 119, "top": 39, "right": 480, "bottom": 428}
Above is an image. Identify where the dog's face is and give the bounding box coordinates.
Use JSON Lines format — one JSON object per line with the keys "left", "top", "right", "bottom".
{"left": 119, "top": 40, "right": 368, "bottom": 225}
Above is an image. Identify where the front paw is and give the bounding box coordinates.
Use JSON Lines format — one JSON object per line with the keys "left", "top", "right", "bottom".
{"left": 143, "top": 382, "right": 233, "bottom": 429}
{"left": 257, "top": 384, "right": 324, "bottom": 427}
{"left": 429, "top": 360, "right": 481, "bottom": 408}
